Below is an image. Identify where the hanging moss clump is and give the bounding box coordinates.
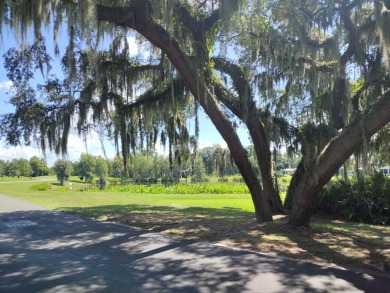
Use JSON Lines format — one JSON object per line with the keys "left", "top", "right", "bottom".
{"left": 376, "top": 2, "right": 390, "bottom": 67}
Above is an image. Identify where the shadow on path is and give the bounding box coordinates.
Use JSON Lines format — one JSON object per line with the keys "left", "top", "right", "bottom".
{"left": 0, "top": 208, "right": 389, "bottom": 292}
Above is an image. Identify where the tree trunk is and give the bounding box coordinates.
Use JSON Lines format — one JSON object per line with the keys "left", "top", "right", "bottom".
{"left": 355, "top": 152, "right": 362, "bottom": 181}
{"left": 288, "top": 90, "right": 390, "bottom": 226}
{"left": 284, "top": 159, "right": 305, "bottom": 211}
{"left": 343, "top": 163, "right": 349, "bottom": 183}
{"left": 97, "top": 2, "right": 273, "bottom": 222}
{"left": 212, "top": 58, "right": 283, "bottom": 214}
{"left": 246, "top": 114, "right": 284, "bottom": 214}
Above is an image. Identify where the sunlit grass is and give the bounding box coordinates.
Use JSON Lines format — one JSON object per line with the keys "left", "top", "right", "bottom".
{"left": 0, "top": 180, "right": 257, "bottom": 211}
{"left": 0, "top": 175, "right": 56, "bottom": 182}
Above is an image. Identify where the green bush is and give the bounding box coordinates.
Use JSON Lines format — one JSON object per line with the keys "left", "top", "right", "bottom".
{"left": 277, "top": 175, "right": 291, "bottom": 186}
{"left": 318, "top": 173, "right": 390, "bottom": 225}
{"left": 134, "top": 178, "right": 157, "bottom": 184}
{"left": 231, "top": 176, "right": 244, "bottom": 183}
{"left": 55, "top": 186, "right": 72, "bottom": 192}
{"left": 161, "top": 177, "right": 179, "bottom": 184}
{"left": 121, "top": 178, "right": 134, "bottom": 185}
{"left": 29, "top": 182, "right": 52, "bottom": 191}
{"left": 191, "top": 177, "right": 210, "bottom": 183}
{"left": 109, "top": 178, "right": 122, "bottom": 185}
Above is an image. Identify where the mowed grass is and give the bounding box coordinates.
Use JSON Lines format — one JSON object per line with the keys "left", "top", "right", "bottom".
{"left": 0, "top": 176, "right": 55, "bottom": 183}
{"left": 0, "top": 178, "right": 389, "bottom": 277}
{"left": 0, "top": 179, "right": 257, "bottom": 211}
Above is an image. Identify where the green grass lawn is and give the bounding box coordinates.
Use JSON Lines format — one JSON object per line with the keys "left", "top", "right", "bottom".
{"left": 0, "top": 179, "right": 257, "bottom": 211}
{"left": 0, "top": 175, "right": 56, "bottom": 182}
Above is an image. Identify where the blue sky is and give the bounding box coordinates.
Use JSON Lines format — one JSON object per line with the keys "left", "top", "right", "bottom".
{"left": 0, "top": 29, "right": 250, "bottom": 166}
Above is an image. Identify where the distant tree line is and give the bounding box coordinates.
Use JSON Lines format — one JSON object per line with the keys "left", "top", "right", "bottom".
{"left": 0, "top": 145, "right": 302, "bottom": 186}
{"left": 3, "top": 145, "right": 385, "bottom": 187}
{"left": 3, "top": 145, "right": 300, "bottom": 185}
{"left": 0, "top": 156, "right": 49, "bottom": 178}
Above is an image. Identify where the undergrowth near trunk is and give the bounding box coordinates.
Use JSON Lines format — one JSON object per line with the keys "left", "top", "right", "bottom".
{"left": 318, "top": 173, "right": 390, "bottom": 225}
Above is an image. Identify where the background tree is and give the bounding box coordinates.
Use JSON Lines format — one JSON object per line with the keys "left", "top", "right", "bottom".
{"left": 108, "top": 156, "right": 127, "bottom": 178}
{"left": 76, "top": 153, "right": 96, "bottom": 183}
{"left": 29, "top": 156, "right": 49, "bottom": 177}
{"left": 150, "top": 153, "right": 176, "bottom": 180}
{"left": 274, "top": 152, "right": 299, "bottom": 173}
{"left": 6, "top": 161, "right": 18, "bottom": 176}
{"left": 200, "top": 146, "right": 215, "bottom": 177}
{"left": 0, "top": 159, "right": 4, "bottom": 176}
{"left": 192, "top": 154, "right": 206, "bottom": 183}
{"left": 95, "top": 156, "right": 108, "bottom": 190}
{"left": 16, "top": 159, "right": 32, "bottom": 177}
{"left": 129, "top": 153, "right": 154, "bottom": 182}
{"left": 53, "top": 159, "right": 72, "bottom": 186}
{"left": 212, "top": 147, "right": 227, "bottom": 178}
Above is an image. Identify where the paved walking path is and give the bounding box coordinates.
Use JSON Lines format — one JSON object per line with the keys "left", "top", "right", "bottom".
{"left": 0, "top": 194, "right": 389, "bottom": 292}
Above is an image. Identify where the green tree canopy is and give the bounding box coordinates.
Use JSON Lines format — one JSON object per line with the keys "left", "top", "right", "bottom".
{"left": 75, "top": 153, "right": 96, "bottom": 183}
{"left": 53, "top": 159, "right": 72, "bottom": 186}
{"left": 95, "top": 156, "right": 109, "bottom": 189}
{"left": 29, "top": 156, "right": 49, "bottom": 177}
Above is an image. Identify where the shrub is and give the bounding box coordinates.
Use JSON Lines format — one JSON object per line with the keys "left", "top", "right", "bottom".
{"left": 55, "top": 186, "right": 72, "bottom": 192}
{"left": 29, "top": 182, "right": 52, "bottom": 191}
{"left": 109, "top": 178, "right": 122, "bottom": 185}
{"left": 317, "top": 173, "right": 390, "bottom": 225}
{"left": 161, "top": 177, "right": 179, "bottom": 184}
{"left": 120, "top": 178, "right": 134, "bottom": 185}
{"left": 96, "top": 177, "right": 108, "bottom": 190}
{"left": 191, "top": 177, "right": 210, "bottom": 183}
{"left": 231, "top": 176, "right": 244, "bottom": 183}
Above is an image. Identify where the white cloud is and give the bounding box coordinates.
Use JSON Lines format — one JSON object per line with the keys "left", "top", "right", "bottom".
{"left": 153, "top": 143, "right": 168, "bottom": 156}
{"left": 198, "top": 140, "right": 213, "bottom": 149}
{"left": 0, "top": 80, "right": 12, "bottom": 92}
{"left": 126, "top": 35, "right": 153, "bottom": 60}
{"left": 220, "top": 141, "right": 228, "bottom": 149}
{"left": 0, "top": 128, "right": 117, "bottom": 167}
{"left": 197, "top": 139, "right": 227, "bottom": 149}
{"left": 66, "top": 131, "right": 116, "bottom": 162}
{"left": 0, "top": 141, "right": 67, "bottom": 167}
{"left": 126, "top": 36, "right": 139, "bottom": 57}
{"left": 0, "top": 144, "right": 41, "bottom": 161}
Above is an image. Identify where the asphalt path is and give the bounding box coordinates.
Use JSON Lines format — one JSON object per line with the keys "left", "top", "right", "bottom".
{"left": 0, "top": 194, "right": 389, "bottom": 293}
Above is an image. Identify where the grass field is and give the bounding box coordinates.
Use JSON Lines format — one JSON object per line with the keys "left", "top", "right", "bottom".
{"left": 0, "top": 177, "right": 389, "bottom": 277}
{"left": 0, "top": 179, "right": 257, "bottom": 211}
{"left": 0, "top": 175, "right": 55, "bottom": 183}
